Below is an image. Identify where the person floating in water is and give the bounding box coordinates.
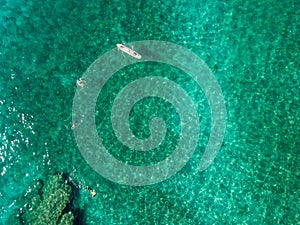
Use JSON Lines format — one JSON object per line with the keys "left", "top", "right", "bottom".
{"left": 67, "top": 175, "right": 97, "bottom": 198}
{"left": 86, "top": 186, "right": 97, "bottom": 198}
{"left": 71, "top": 122, "right": 77, "bottom": 130}
{"left": 77, "top": 78, "right": 86, "bottom": 88}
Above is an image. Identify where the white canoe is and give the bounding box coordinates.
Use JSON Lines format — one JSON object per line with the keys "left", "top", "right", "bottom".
{"left": 116, "top": 44, "right": 142, "bottom": 59}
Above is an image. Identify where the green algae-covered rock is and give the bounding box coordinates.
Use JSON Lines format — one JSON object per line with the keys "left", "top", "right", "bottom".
{"left": 24, "top": 174, "right": 73, "bottom": 225}
{"left": 57, "top": 211, "right": 75, "bottom": 225}
{"left": 8, "top": 173, "right": 75, "bottom": 225}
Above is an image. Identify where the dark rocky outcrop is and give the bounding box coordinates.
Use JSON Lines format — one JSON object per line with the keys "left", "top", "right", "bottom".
{"left": 7, "top": 173, "right": 77, "bottom": 225}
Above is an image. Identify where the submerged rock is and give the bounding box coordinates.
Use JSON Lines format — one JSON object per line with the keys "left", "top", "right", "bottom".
{"left": 57, "top": 211, "right": 75, "bottom": 225}
{"left": 8, "top": 173, "right": 75, "bottom": 225}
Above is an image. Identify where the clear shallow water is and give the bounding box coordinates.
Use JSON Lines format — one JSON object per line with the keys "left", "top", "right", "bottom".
{"left": 0, "top": 0, "right": 299, "bottom": 224}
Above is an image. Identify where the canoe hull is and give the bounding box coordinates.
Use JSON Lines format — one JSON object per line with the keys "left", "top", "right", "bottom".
{"left": 116, "top": 44, "right": 142, "bottom": 59}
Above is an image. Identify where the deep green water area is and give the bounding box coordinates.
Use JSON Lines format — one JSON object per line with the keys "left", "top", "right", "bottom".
{"left": 0, "top": 0, "right": 299, "bottom": 224}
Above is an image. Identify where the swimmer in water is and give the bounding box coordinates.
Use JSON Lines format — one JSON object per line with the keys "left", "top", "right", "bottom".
{"left": 90, "top": 189, "right": 97, "bottom": 198}
{"left": 71, "top": 122, "right": 77, "bottom": 130}
{"left": 77, "top": 78, "right": 86, "bottom": 88}
{"left": 86, "top": 186, "right": 97, "bottom": 198}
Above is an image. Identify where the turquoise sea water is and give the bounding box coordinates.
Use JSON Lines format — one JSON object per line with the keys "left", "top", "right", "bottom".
{"left": 1, "top": 0, "right": 299, "bottom": 224}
